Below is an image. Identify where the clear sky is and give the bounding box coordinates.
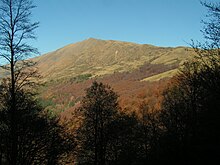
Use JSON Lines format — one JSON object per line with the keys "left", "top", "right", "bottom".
{"left": 32, "top": 0, "right": 217, "bottom": 54}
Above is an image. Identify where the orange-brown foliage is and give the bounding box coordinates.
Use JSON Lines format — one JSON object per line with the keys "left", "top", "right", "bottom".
{"left": 40, "top": 63, "right": 171, "bottom": 125}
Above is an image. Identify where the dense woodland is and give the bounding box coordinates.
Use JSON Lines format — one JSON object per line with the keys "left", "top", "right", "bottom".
{"left": 0, "top": 0, "right": 220, "bottom": 164}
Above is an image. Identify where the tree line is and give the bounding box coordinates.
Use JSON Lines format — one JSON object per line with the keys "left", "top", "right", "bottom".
{"left": 0, "top": 0, "right": 220, "bottom": 164}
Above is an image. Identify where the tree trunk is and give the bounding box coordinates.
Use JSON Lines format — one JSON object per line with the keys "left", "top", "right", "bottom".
{"left": 10, "top": 54, "right": 18, "bottom": 165}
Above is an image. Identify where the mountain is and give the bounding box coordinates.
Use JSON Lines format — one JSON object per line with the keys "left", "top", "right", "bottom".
{"left": 0, "top": 38, "right": 196, "bottom": 115}
{"left": 31, "top": 38, "right": 197, "bottom": 116}
{"left": 35, "top": 38, "right": 195, "bottom": 82}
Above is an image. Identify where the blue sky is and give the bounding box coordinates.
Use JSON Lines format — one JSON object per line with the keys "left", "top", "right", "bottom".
{"left": 32, "top": 0, "right": 216, "bottom": 54}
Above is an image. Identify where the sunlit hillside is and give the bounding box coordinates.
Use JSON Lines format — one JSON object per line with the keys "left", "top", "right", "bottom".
{"left": 35, "top": 38, "right": 195, "bottom": 83}
{"left": 34, "top": 38, "right": 197, "bottom": 119}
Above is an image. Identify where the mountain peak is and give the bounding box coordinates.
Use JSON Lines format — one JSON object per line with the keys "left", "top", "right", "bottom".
{"left": 86, "top": 37, "right": 102, "bottom": 42}
{"left": 87, "top": 37, "right": 98, "bottom": 40}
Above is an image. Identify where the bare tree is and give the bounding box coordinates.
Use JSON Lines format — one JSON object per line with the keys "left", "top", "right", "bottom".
{"left": 0, "top": 0, "right": 39, "bottom": 164}
{"left": 191, "top": 1, "right": 220, "bottom": 68}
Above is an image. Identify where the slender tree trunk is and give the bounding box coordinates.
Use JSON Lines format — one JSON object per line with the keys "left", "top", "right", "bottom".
{"left": 10, "top": 51, "right": 18, "bottom": 165}
{"left": 8, "top": 0, "right": 18, "bottom": 164}
{"left": 9, "top": 3, "right": 17, "bottom": 161}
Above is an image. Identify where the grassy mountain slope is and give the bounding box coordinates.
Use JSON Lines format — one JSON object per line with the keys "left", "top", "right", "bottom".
{"left": 35, "top": 38, "right": 195, "bottom": 82}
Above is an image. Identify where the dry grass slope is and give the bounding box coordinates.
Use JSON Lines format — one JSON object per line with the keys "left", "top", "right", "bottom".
{"left": 34, "top": 38, "right": 195, "bottom": 82}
